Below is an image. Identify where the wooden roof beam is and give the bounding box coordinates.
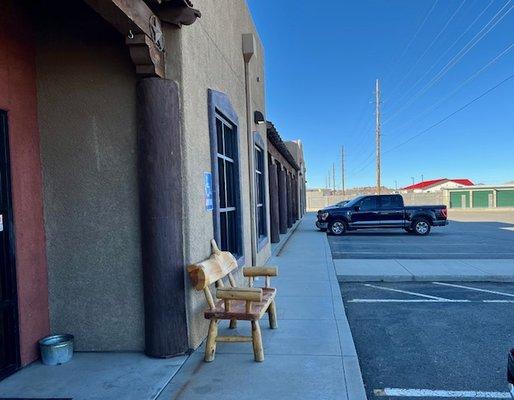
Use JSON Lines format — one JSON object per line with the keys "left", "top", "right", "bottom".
{"left": 83, "top": 0, "right": 165, "bottom": 77}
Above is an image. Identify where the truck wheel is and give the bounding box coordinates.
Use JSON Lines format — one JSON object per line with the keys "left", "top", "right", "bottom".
{"left": 413, "top": 219, "right": 431, "bottom": 235}
{"left": 329, "top": 220, "right": 347, "bottom": 236}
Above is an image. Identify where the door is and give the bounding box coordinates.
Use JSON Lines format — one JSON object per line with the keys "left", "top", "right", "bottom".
{"left": 349, "top": 196, "right": 381, "bottom": 227}
{"left": 0, "top": 110, "right": 19, "bottom": 380}
{"left": 378, "top": 195, "right": 405, "bottom": 226}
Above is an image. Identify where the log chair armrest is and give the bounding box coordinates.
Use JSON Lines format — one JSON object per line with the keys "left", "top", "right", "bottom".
{"left": 216, "top": 287, "right": 263, "bottom": 302}
{"left": 242, "top": 266, "right": 278, "bottom": 278}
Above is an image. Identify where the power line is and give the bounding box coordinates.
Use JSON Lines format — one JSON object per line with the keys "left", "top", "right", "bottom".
{"left": 375, "top": 79, "right": 382, "bottom": 195}
{"left": 386, "top": 0, "right": 467, "bottom": 102}
{"left": 387, "top": 43, "right": 513, "bottom": 139}
{"left": 384, "top": 0, "right": 513, "bottom": 125}
{"left": 388, "top": 0, "right": 496, "bottom": 114}
{"left": 385, "top": 73, "right": 514, "bottom": 153}
{"left": 351, "top": 73, "right": 514, "bottom": 176}
{"left": 383, "top": 0, "right": 440, "bottom": 88}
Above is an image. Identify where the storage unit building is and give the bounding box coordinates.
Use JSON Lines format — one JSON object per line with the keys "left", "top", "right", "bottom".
{"left": 446, "top": 185, "right": 514, "bottom": 209}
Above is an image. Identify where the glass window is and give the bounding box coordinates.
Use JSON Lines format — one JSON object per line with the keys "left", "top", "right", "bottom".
{"left": 380, "top": 195, "right": 403, "bottom": 209}
{"left": 255, "top": 145, "right": 266, "bottom": 238}
{"left": 359, "top": 196, "right": 378, "bottom": 210}
{"left": 215, "top": 114, "right": 240, "bottom": 256}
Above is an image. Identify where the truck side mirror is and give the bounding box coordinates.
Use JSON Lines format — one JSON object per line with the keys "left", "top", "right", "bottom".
{"left": 353, "top": 206, "right": 360, "bottom": 212}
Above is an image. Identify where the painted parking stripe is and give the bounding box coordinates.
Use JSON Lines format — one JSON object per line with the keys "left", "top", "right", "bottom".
{"left": 349, "top": 299, "right": 514, "bottom": 303}
{"left": 364, "top": 283, "right": 450, "bottom": 300}
{"left": 433, "top": 282, "right": 514, "bottom": 298}
{"left": 349, "top": 299, "right": 470, "bottom": 303}
{"left": 374, "top": 388, "right": 511, "bottom": 398}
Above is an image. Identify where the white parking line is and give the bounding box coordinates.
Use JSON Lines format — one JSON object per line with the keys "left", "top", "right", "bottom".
{"left": 349, "top": 299, "right": 470, "bottom": 303}
{"left": 349, "top": 299, "right": 514, "bottom": 303}
{"left": 374, "top": 388, "right": 511, "bottom": 398}
{"left": 364, "top": 283, "right": 450, "bottom": 300}
{"left": 433, "top": 282, "right": 514, "bottom": 298}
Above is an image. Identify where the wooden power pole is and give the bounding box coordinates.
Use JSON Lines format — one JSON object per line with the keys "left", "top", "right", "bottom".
{"left": 375, "top": 79, "right": 381, "bottom": 195}
{"left": 332, "top": 163, "right": 336, "bottom": 193}
{"left": 341, "top": 145, "right": 345, "bottom": 195}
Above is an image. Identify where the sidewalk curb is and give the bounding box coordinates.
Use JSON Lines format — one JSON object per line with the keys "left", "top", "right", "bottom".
{"left": 271, "top": 218, "right": 302, "bottom": 257}
{"left": 321, "top": 233, "right": 368, "bottom": 400}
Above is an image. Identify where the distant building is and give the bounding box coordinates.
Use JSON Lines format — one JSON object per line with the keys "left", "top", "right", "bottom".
{"left": 445, "top": 184, "right": 514, "bottom": 209}
{"left": 401, "top": 178, "right": 474, "bottom": 193}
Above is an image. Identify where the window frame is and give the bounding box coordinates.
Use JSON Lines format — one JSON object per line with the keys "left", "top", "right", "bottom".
{"left": 208, "top": 90, "right": 244, "bottom": 265}
{"left": 253, "top": 132, "right": 268, "bottom": 250}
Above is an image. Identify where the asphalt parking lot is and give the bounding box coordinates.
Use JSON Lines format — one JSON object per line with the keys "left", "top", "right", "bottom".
{"left": 328, "top": 211, "right": 514, "bottom": 259}
{"left": 341, "top": 281, "right": 514, "bottom": 400}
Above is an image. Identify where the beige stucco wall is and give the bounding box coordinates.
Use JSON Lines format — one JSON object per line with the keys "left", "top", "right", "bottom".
{"left": 36, "top": 5, "right": 144, "bottom": 351}
{"left": 165, "top": 0, "right": 270, "bottom": 348}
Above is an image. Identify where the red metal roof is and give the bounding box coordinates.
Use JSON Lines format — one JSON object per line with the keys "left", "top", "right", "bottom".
{"left": 402, "top": 178, "right": 474, "bottom": 190}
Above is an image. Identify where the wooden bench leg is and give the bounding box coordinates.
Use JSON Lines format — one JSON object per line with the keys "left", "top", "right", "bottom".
{"left": 268, "top": 300, "right": 277, "bottom": 329}
{"left": 204, "top": 319, "right": 218, "bottom": 362}
{"left": 251, "top": 320, "right": 264, "bottom": 362}
{"left": 229, "top": 318, "right": 237, "bottom": 329}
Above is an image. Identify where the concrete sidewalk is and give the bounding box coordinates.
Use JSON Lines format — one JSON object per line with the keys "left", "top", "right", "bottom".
{"left": 336, "top": 259, "right": 514, "bottom": 282}
{"left": 157, "top": 214, "right": 367, "bottom": 400}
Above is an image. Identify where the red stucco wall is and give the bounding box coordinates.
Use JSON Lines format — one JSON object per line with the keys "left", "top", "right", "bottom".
{"left": 0, "top": 2, "right": 50, "bottom": 365}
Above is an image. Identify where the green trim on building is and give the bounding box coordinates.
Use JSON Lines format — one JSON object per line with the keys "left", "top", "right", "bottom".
{"left": 472, "top": 190, "right": 493, "bottom": 208}
{"left": 497, "top": 190, "right": 514, "bottom": 207}
{"left": 450, "top": 191, "right": 470, "bottom": 208}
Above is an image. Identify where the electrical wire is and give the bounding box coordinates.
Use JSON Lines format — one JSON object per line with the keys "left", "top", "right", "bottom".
{"left": 383, "top": 0, "right": 440, "bottom": 89}
{"left": 386, "top": 0, "right": 467, "bottom": 103}
{"left": 385, "top": 73, "right": 514, "bottom": 153}
{"left": 388, "top": 0, "right": 496, "bottom": 117}
{"left": 387, "top": 43, "right": 513, "bottom": 139}
{"left": 384, "top": 0, "right": 513, "bottom": 125}
{"left": 350, "top": 73, "right": 514, "bottom": 175}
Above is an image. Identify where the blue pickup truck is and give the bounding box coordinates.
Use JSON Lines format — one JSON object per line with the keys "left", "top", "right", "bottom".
{"left": 316, "top": 194, "right": 448, "bottom": 236}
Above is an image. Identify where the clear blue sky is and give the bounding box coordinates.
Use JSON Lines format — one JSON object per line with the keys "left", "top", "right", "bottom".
{"left": 247, "top": 0, "right": 514, "bottom": 189}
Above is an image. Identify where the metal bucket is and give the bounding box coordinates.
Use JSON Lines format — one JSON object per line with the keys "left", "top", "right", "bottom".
{"left": 39, "top": 334, "right": 74, "bottom": 366}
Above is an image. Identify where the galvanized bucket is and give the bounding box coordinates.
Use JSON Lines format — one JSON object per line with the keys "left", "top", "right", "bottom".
{"left": 39, "top": 334, "right": 74, "bottom": 366}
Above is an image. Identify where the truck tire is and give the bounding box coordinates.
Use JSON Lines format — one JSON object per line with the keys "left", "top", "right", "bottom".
{"left": 413, "top": 218, "right": 431, "bottom": 236}
{"left": 328, "top": 220, "right": 347, "bottom": 236}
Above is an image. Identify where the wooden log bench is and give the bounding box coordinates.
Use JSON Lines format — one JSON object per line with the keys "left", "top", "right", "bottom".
{"left": 187, "top": 240, "right": 278, "bottom": 362}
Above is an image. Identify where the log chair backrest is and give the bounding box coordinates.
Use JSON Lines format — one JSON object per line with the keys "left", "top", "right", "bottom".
{"left": 187, "top": 239, "right": 238, "bottom": 291}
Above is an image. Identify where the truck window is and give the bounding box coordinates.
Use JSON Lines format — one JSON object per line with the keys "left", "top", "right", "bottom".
{"left": 359, "top": 196, "right": 378, "bottom": 210}
{"left": 380, "top": 195, "right": 403, "bottom": 209}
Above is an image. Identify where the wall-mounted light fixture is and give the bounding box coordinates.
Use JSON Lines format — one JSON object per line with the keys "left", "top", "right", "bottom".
{"left": 254, "top": 111, "right": 265, "bottom": 125}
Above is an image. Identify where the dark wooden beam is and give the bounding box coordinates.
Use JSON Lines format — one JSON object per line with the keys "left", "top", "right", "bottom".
{"left": 278, "top": 167, "right": 288, "bottom": 234}
{"left": 268, "top": 161, "right": 280, "bottom": 243}
{"left": 137, "top": 78, "right": 188, "bottom": 357}
{"left": 84, "top": 0, "right": 165, "bottom": 77}
{"left": 83, "top": 0, "right": 154, "bottom": 37}
{"left": 286, "top": 173, "right": 293, "bottom": 228}
{"left": 126, "top": 34, "right": 165, "bottom": 77}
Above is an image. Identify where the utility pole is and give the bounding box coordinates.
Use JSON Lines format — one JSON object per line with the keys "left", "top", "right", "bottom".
{"left": 375, "top": 78, "right": 381, "bottom": 195}
{"left": 328, "top": 171, "right": 331, "bottom": 192}
{"left": 341, "top": 145, "right": 345, "bottom": 195}
{"left": 421, "top": 174, "right": 424, "bottom": 182}
{"left": 332, "top": 163, "right": 336, "bottom": 193}
{"left": 395, "top": 180, "right": 398, "bottom": 191}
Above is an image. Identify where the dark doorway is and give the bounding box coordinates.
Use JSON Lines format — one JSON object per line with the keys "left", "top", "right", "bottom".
{"left": 0, "top": 110, "right": 19, "bottom": 380}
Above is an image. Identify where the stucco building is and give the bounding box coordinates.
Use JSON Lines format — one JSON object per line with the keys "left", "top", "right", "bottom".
{"left": 401, "top": 178, "right": 474, "bottom": 193}
{"left": 0, "top": 0, "right": 306, "bottom": 380}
